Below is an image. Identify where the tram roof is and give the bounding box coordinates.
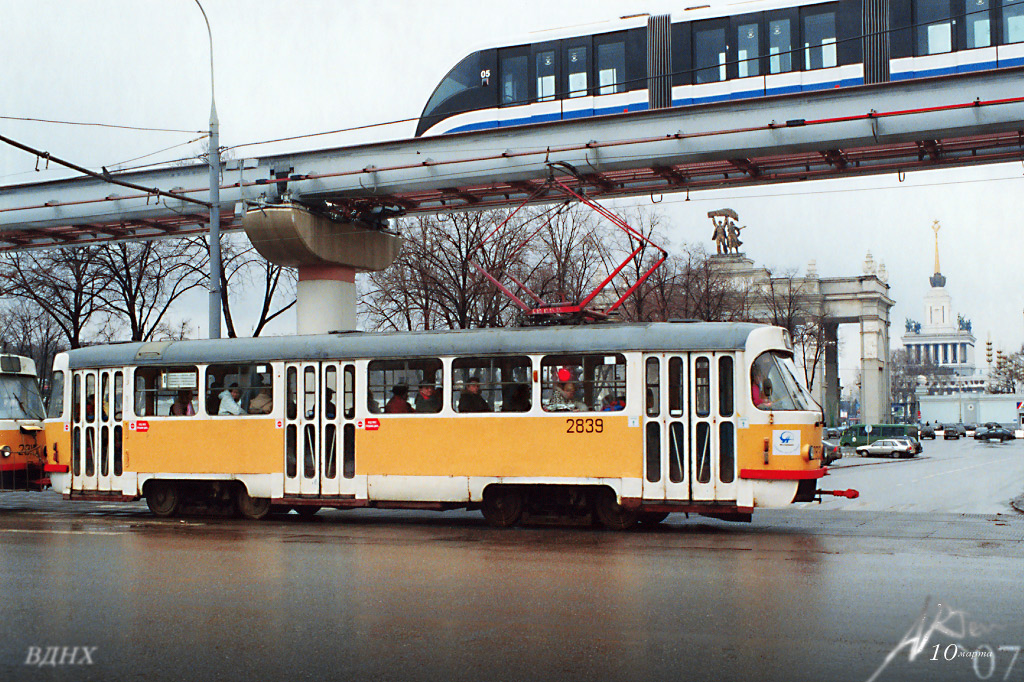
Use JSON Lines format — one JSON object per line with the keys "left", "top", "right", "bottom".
{"left": 63, "top": 322, "right": 769, "bottom": 369}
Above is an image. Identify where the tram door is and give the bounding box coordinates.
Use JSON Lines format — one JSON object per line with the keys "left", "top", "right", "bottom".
{"left": 689, "top": 354, "right": 738, "bottom": 503}
{"left": 641, "top": 355, "right": 690, "bottom": 502}
{"left": 284, "top": 362, "right": 357, "bottom": 497}
{"left": 71, "top": 369, "right": 125, "bottom": 494}
{"left": 642, "top": 354, "right": 737, "bottom": 503}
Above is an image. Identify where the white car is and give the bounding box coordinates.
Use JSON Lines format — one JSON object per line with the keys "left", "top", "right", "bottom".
{"left": 856, "top": 439, "right": 915, "bottom": 459}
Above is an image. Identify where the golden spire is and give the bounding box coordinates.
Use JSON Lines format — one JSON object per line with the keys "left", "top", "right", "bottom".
{"left": 932, "top": 219, "right": 941, "bottom": 274}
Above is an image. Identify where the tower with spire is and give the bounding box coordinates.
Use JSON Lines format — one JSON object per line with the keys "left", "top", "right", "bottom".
{"left": 901, "top": 220, "right": 980, "bottom": 393}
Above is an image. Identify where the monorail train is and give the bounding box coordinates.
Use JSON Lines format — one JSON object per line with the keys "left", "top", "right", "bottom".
{"left": 42, "top": 322, "right": 837, "bottom": 529}
{"left": 0, "top": 354, "right": 46, "bottom": 491}
{"left": 417, "top": 0, "right": 1024, "bottom": 136}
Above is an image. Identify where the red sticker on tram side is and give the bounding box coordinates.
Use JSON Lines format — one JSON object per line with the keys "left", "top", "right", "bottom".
{"left": 135, "top": 421, "right": 149, "bottom": 433}
{"left": 364, "top": 418, "right": 380, "bottom": 431}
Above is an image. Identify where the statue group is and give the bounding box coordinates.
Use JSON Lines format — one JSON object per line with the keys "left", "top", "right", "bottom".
{"left": 708, "top": 209, "right": 745, "bottom": 255}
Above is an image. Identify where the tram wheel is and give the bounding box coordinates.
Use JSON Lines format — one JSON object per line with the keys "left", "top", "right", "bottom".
{"left": 481, "top": 486, "right": 523, "bottom": 527}
{"left": 592, "top": 488, "right": 639, "bottom": 531}
{"left": 638, "top": 511, "right": 670, "bottom": 527}
{"left": 293, "top": 505, "right": 320, "bottom": 519}
{"left": 235, "top": 487, "right": 271, "bottom": 520}
{"left": 146, "top": 481, "right": 180, "bottom": 518}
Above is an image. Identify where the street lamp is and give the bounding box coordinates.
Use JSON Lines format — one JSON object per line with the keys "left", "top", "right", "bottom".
{"left": 195, "top": 0, "right": 222, "bottom": 339}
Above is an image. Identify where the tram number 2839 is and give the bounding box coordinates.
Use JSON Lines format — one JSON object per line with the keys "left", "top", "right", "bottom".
{"left": 566, "top": 418, "right": 603, "bottom": 434}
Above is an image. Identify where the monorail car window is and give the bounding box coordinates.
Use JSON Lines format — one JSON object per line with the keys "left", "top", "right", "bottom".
{"left": 737, "top": 20, "right": 761, "bottom": 78}
{"left": 536, "top": 50, "right": 556, "bottom": 101}
{"left": 452, "top": 356, "right": 531, "bottom": 413}
{"left": 1003, "top": 0, "right": 1024, "bottom": 42}
{"left": 422, "top": 52, "right": 480, "bottom": 119}
{"left": 205, "top": 363, "right": 272, "bottom": 416}
{"left": 693, "top": 22, "right": 727, "bottom": 83}
{"left": 801, "top": 7, "right": 838, "bottom": 69}
{"left": 596, "top": 37, "right": 626, "bottom": 94}
{"left": 133, "top": 366, "right": 198, "bottom": 418}
{"left": 500, "top": 50, "right": 528, "bottom": 106}
{"left": 46, "top": 370, "right": 64, "bottom": 419}
{"left": 768, "top": 17, "right": 795, "bottom": 73}
{"left": 368, "top": 359, "right": 443, "bottom": 414}
{"left": 567, "top": 44, "right": 589, "bottom": 97}
{"left": 916, "top": 0, "right": 954, "bottom": 54}
{"left": 965, "top": 0, "right": 992, "bottom": 48}
{"left": 541, "top": 353, "right": 626, "bottom": 413}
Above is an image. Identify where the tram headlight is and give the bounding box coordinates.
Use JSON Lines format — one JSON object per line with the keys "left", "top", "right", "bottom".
{"left": 1, "top": 445, "right": 11, "bottom": 458}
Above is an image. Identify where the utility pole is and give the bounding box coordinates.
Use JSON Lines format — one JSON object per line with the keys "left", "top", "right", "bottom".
{"left": 196, "top": 0, "right": 222, "bottom": 339}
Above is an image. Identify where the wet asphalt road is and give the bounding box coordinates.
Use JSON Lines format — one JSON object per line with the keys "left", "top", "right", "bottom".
{"left": 1, "top": 439, "right": 1023, "bottom": 682}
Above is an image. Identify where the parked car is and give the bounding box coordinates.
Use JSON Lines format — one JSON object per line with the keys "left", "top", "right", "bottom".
{"left": 893, "top": 435, "right": 923, "bottom": 454}
{"left": 856, "top": 438, "right": 916, "bottom": 458}
{"left": 974, "top": 423, "right": 1015, "bottom": 442}
{"left": 919, "top": 424, "right": 936, "bottom": 440}
{"left": 963, "top": 423, "right": 977, "bottom": 436}
{"left": 821, "top": 439, "right": 843, "bottom": 465}
{"left": 943, "top": 423, "right": 965, "bottom": 440}
{"left": 824, "top": 427, "right": 843, "bottom": 440}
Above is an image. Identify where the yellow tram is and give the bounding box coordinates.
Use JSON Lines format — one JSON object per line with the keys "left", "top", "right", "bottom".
{"left": 0, "top": 354, "right": 46, "bottom": 491}
{"left": 43, "top": 322, "right": 840, "bottom": 528}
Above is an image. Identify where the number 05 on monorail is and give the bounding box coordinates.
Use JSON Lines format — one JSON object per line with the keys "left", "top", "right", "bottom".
{"left": 41, "top": 322, "right": 854, "bottom": 529}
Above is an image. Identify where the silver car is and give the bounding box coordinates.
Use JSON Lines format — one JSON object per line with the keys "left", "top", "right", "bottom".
{"left": 856, "top": 438, "right": 915, "bottom": 459}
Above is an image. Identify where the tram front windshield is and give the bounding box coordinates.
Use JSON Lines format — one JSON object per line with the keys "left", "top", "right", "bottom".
{"left": 751, "top": 351, "right": 818, "bottom": 412}
{"left": 0, "top": 375, "right": 45, "bottom": 420}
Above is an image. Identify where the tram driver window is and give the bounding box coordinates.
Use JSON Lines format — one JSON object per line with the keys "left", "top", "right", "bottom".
{"left": 368, "top": 359, "right": 443, "bottom": 414}
{"left": 133, "top": 366, "right": 198, "bottom": 418}
{"left": 205, "top": 364, "right": 273, "bottom": 416}
{"left": 452, "top": 356, "right": 531, "bottom": 413}
{"left": 541, "top": 353, "right": 626, "bottom": 413}
{"left": 750, "top": 352, "right": 818, "bottom": 412}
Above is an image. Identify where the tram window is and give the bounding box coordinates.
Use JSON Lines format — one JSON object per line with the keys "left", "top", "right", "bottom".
{"left": 596, "top": 39, "right": 626, "bottom": 94}
{"left": 101, "top": 426, "right": 109, "bottom": 477}
{"left": 693, "top": 24, "right": 727, "bottom": 83}
{"left": 500, "top": 52, "right": 528, "bottom": 106}
{"left": 751, "top": 351, "right": 818, "bottom": 412}
{"left": 85, "top": 374, "right": 96, "bottom": 422}
{"left": 343, "top": 423, "right": 355, "bottom": 479}
{"left": 737, "top": 22, "right": 761, "bottom": 78}
{"left": 541, "top": 353, "right": 626, "bottom": 413}
{"left": 84, "top": 426, "right": 95, "bottom": 476}
{"left": 287, "top": 367, "right": 298, "bottom": 420}
{"left": 72, "top": 426, "right": 81, "bottom": 476}
{"left": 206, "top": 363, "right": 273, "bottom": 416}
{"left": 645, "top": 422, "right": 660, "bottom": 483}
{"left": 452, "top": 356, "right": 531, "bottom": 413}
{"left": 567, "top": 44, "right": 588, "bottom": 97}
{"left": 114, "top": 372, "right": 123, "bottom": 421}
{"left": 324, "top": 366, "right": 338, "bottom": 420}
{"left": 133, "top": 366, "right": 198, "bottom": 418}
{"left": 965, "top": 0, "right": 992, "bottom": 48}
{"left": 669, "top": 422, "right": 685, "bottom": 483}
{"left": 303, "top": 423, "right": 316, "bottom": 478}
{"left": 72, "top": 374, "right": 81, "bottom": 423}
{"left": 695, "top": 358, "right": 710, "bottom": 417}
{"left": 719, "top": 356, "right": 734, "bottom": 417}
{"left": 368, "top": 359, "right": 443, "bottom": 414}
{"left": 668, "top": 357, "right": 684, "bottom": 417}
{"left": 1003, "top": 0, "right": 1024, "bottom": 43}
{"left": 645, "top": 357, "right": 660, "bottom": 417}
{"left": 343, "top": 366, "right": 355, "bottom": 420}
{"left": 101, "top": 373, "right": 111, "bottom": 423}
{"left": 325, "top": 423, "right": 337, "bottom": 479}
{"left": 113, "top": 425, "right": 122, "bottom": 476}
{"left": 802, "top": 8, "right": 838, "bottom": 69}
{"left": 695, "top": 422, "right": 711, "bottom": 483}
{"left": 916, "top": 0, "right": 954, "bottom": 55}
{"left": 47, "top": 370, "right": 65, "bottom": 419}
{"left": 286, "top": 424, "right": 297, "bottom": 478}
{"left": 536, "top": 50, "right": 556, "bottom": 101}
{"left": 768, "top": 17, "right": 794, "bottom": 73}
{"left": 720, "top": 422, "right": 735, "bottom": 483}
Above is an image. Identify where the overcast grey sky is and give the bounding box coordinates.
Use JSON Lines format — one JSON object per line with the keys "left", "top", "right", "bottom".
{"left": 1, "top": 0, "right": 1021, "bottom": 390}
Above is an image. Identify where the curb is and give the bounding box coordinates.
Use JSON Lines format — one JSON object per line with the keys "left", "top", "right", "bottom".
{"left": 1012, "top": 496, "right": 1024, "bottom": 515}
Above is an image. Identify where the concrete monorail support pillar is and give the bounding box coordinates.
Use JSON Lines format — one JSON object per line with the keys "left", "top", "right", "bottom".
{"left": 824, "top": 322, "right": 840, "bottom": 426}
{"left": 242, "top": 203, "right": 401, "bottom": 334}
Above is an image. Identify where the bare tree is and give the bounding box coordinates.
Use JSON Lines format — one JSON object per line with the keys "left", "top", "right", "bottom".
{"left": 0, "top": 247, "right": 110, "bottom": 349}
{"left": 94, "top": 239, "right": 208, "bottom": 342}
{"left": 0, "top": 300, "right": 65, "bottom": 379}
